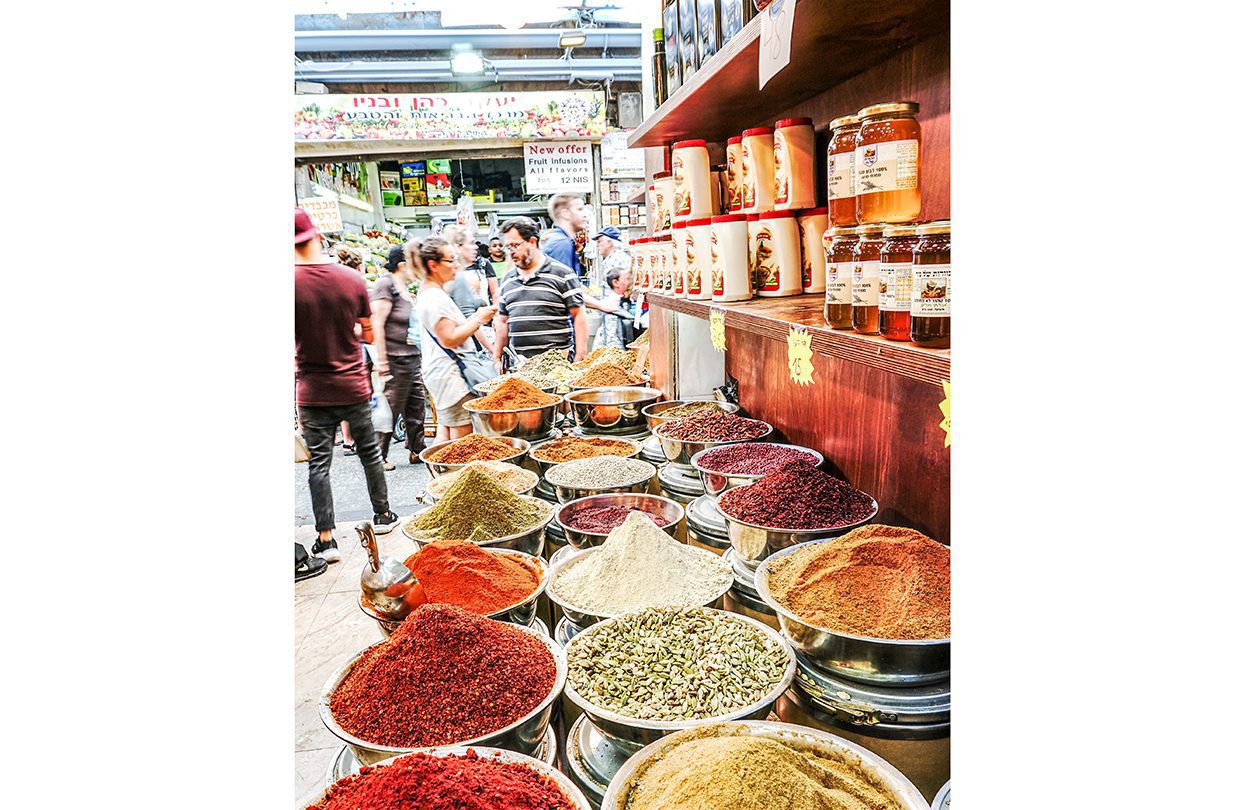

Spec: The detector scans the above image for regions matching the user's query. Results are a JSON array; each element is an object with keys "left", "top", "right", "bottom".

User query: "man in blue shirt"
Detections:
[{"left": 543, "top": 191, "right": 588, "bottom": 278}]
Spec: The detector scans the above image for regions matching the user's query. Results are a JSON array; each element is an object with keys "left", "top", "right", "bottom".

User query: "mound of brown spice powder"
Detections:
[
  {"left": 329, "top": 604, "right": 556, "bottom": 748},
  {"left": 570, "top": 361, "right": 643, "bottom": 387},
  {"left": 425, "top": 433, "right": 518, "bottom": 464},
  {"left": 467, "top": 377, "right": 560, "bottom": 410},
  {"left": 530, "top": 436, "right": 636, "bottom": 463},
  {"left": 766, "top": 525, "right": 950, "bottom": 641}
]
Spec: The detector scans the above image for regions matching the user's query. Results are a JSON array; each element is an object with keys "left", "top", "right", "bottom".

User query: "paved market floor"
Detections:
[{"left": 293, "top": 441, "right": 431, "bottom": 805}]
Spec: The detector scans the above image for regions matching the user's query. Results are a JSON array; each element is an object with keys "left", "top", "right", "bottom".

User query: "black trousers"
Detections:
[
  {"left": 299, "top": 400, "right": 390, "bottom": 532},
  {"left": 378, "top": 353, "right": 427, "bottom": 458}
]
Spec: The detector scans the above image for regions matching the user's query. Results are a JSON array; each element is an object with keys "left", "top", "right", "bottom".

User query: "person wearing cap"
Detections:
[
  {"left": 592, "top": 265, "right": 636, "bottom": 350},
  {"left": 370, "top": 245, "right": 427, "bottom": 469},
  {"left": 594, "top": 226, "right": 631, "bottom": 289},
  {"left": 294, "top": 208, "right": 400, "bottom": 581}
]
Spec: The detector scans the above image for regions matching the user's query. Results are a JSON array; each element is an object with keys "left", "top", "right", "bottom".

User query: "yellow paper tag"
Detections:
[
  {"left": 709, "top": 308, "right": 727, "bottom": 352},
  {"left": 938, "top": 379, "right": 951, "bottom": 447},
  {"left": 787, "top": 326, "right": 814, "bottom": 385}
]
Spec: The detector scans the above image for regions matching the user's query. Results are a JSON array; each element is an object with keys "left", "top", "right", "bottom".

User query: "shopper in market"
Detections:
[
  {"left": 411, "top": 237, "right": 499, "bottom": 443},
  {"left": 592, "top": 267, "right": 637, "bottom": 350},
  {"left": 330, "top": 244, "right": 372, "bottom": 456},
  {"left": 293, "top": 208, "right": 401, "bottom": 577},
  {"left": 493, "top": 215, "right": 588, "bottom": 365},
  {"left": 543, "top": 191, "right": 588, "bottom": 278},
  {"left": 369, "top": 245, "right": 427, "bottom": 469},
  {"left": 443, "top": 224, "right": 501, "bottom": 306},
  {"left": 487, "top": 236, "right": 508, "bottom": 276}
]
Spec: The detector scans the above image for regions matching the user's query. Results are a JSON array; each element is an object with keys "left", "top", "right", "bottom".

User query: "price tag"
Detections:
[
  {"left": 709, "top": 308, "right": 727, "bottom": 352},
  {"left": 759, "top": 0, "right": 798, "bottom": 90},
  {"left": 938, "top": 379, "right": 951, "bottom": 447},
  {"left": 786, "top": 326, "right": 814, "bottom": 385}
]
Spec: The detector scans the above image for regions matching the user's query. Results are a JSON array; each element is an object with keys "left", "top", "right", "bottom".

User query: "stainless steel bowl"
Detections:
[
  {"left": 641, "top": 399, "right": 739, "bottom": 431},
  {"left": 464, "top": 398, "right": 563, "bottom": 440},
  {"left": 933, "top": 780, "right": 951, "bottom": 809},
  {"left": 402, "top": 495, "right": 554, "bottom": 556},
  {"left": 561, "top": 610, "right": 795, "bottom": 747},
  {"left": 599, "top": 721, "right": 928, "bottom": 810},
  {"left": 418, "top": 436, "right": 531, "bottom": 478},
  {"left": 565, "top": 386, "right": 663, "bottom": 433},
  {"left": 529, "top": 436, "right": 644, "bottom": 475},
  {"left": 307, "top": 747, "right": 592, "bottom": 810},
  {"left": 653, "top": 419, "right": 773, "bottom": 468},
  {"left": 556, "top": 493, "right": 684, "bottom": 549},
  {"left": 546, "top": 458, "right": 658, "bottom": 504},
  {"left": 318, "top": 624, "right": 567, "bottom": 766},
  {"left": 690, "top": 442, "right": 825, "bottom": 498},
  {"left": 754, "top": 538, "right": 950, "bottom": 685},
  {"left": 718, "top": 483, "right": 878, "bottom": 565}
]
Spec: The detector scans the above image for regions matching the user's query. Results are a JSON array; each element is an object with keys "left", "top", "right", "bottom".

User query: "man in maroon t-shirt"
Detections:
[{"left": 294, "top": 208, "right": 398, "bottom": 580}]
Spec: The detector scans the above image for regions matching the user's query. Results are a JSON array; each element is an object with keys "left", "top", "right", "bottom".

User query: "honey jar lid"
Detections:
[
  {"left": 916, "top": 220, "right": 951, "bottom": 236},
  {"left": 828, "top": 114, "right": 861, "bottom": 130},
  {"left": 828, "top": 225, "right": 861, "bottom": 237},
  {"left": 858, "top": 101, "right": 919, "bottom": 120},
  {"left": 881, "top": 224, "right": 919, "bottom": 238}
]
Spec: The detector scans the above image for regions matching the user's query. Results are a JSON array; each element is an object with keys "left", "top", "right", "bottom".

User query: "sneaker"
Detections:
[
  {"left": 311, "top": 538, "right": 341, "bottom": 563},
  {"left": 343, "top": 443, "right": 357, "bottom": 456},
  {"left": 373, "top": 511, "right": 401, "bottom": 535},
  {"left": 296, "top": 555, "right": 329, "bottom": 582},
  {"left": 383, "top": 459, "right": 396, "bottom": 471}
]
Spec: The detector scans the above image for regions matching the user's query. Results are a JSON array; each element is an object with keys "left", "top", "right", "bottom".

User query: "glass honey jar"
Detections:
[
  {"left": 910, "top": 220, "right": 950, "bottom": 347},
  {"left": 826, "top": 114, "right": 861, "bottom": 227},
  {"left": 878, "top": 224, "right": 919, "bottom": 341},
  {"left": 855, "top": 101, "right": 921, "bottom": 224},
  {"left": 822, "top": 226, "right": 859, "bottom": 329},
  {"left": 851, "top": 223, "right": 885, "bottom": 334}
]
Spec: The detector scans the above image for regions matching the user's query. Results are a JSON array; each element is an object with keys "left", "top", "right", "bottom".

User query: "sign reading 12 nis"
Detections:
[
  {"left": 294, "top": 91, "right": 606, "bottom": 142},
  {"left": 524, "top": 141, "right": 594, "bottom": 194}
]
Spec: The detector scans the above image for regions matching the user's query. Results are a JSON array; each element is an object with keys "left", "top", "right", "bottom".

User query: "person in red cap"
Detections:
[{"left": 293, "top": 208, "right": 400, "bottom": 581}]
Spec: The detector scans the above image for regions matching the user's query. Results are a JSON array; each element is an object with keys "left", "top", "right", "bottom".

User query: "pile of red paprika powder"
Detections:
[
  {"left": 329, "top": 604, "right": 556, "bottom": 748},
  {"left": 401, "top": 540, "right": 540, "bottom": 615},
  {"left": 312, "top": 750, "right": 577, "bottom": 810},
  {"left": 718, "top": 460, "right": 875, "bottom": 530}
]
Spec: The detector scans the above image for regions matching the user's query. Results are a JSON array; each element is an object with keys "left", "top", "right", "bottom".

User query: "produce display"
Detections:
[
  {"left": 543, "top": 456, "right": 655, "bottom": 489},
  {"left": 401, "top": 540, "right": 540, "bottom": 615},
  {"left": 424, "top": 433, "right": 519, "bottom": 464},
  {"left": 467, "top": 378, "right": 560, "bottom": 410},
  {"left": 765, "top": 525, "right": 950, "bottom": 640},
  {"left": 717, "top": 461, "right": 874, "bottom": 530},
  {"left": 695, "top": 443, "right": 818, "bottom": 476},
  {"left": 530, "top": 436, "right": 637, "bottom": 464},
  {"left": 425, "top": 460, "right": 538, "bottom": 497},
  {"left": 656, "top": 411, "right": 770, "bottom": 442},
  {"left": 404, "top": 467, "right": 551, "bottom": 544}
]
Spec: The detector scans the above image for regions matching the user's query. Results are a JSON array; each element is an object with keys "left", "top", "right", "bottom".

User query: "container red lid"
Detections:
[
  {"left": 726, "top": 135, "right": 743, "bottom": 145},
  {"left": 672, "top": 220, "right": 689, "bottom": 229},
  {"left": 746, "top": 214, "right": 760, "bottom": 221},
  {"left": 796, "top": 206, "right": 829, "bottom": 216},
  {"left": 687, "top": 216, "right": 714, "bottom": 227},
  {"left": 656, "top": 234, "right": 672, "bottom": 241},
  {"left": 653, "top": 170, "right": 672, "bottom": 179},
  {"left": 712, "top": 213, "right": 749, "bottom": 223},
  {"left": 775, "top": 117, "right": 814, "bottom": 129},
  {"left": 672, "top": 138, "right": 707, "bottom": 150},
  {"left": 742, "top": 126, "right": 774, "bottom": 137},
  {"left": 758, "top": 209, "right": 797, "bottom": 220}
]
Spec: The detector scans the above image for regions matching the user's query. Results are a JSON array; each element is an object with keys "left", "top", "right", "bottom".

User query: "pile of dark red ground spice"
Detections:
[
  {"left": 329, "top": 604, "right": 556, "bottom": 747},
  {"left": 656, "top": 411, "right": 770, "bottom": 442},
  {"left": 696, "top": 443, "right": 819, "bottom": 476},
  {"left": 312, "top": 749, "right": 576, "bottom": 810},
  {"left": 717, "top": 461, "right": 875, "bottom": 529},
  {"left": 562, "top": 505, "right": 672, "bottom": 534}
]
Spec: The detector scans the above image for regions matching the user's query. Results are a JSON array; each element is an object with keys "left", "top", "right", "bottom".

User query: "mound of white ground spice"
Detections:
[{"left": 551, "top": 511, "right": 733, "bottom": 614}]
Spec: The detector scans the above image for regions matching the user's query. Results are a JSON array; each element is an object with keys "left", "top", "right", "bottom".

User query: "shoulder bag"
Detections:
[{"left": 425, "top": 326, "right": 498, "bottom": 395}]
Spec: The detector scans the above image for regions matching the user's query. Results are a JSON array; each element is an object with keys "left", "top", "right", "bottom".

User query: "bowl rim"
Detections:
[
  {"left": 641, "top": 398, "right": 740, "bottom": 418},
  {"left": 462, "top": 395, "right": 564, "bottom": 414},
  {"left": 560, "top": 607, "right": 796, "bottom": 731},
  {"left": 715, "top": 481, "right": 879, "bottom": 534},
  {"left": 529, "top": 435, "right": 644, "bottom": 464},
  {"left": 418, "top": 435, "right": 531, "bottom": 466},
  {"left": 402, "top": 495, "right": 555, "bottom": 545},
  {"left": 753, "top": 537, "right": 951, "bottom": 646},
  {"left": 689, "top": 441, "right": 826, "bottom": 476},
  {"left": 554, "top": 492, "right": 685, "bottom": 540},
  {"left": 543, "top": 457, "right": 657, "bottom": 491},
  {"left": 564, "top": 385, "right": 664, "bottom": 403},
  {"left": 318, "top": 621, "right": 568, "bottom": 754}
]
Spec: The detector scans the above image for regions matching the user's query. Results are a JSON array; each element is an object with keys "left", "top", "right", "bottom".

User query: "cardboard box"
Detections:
[
  {"left": 697, "top": 0, "right": 720, "bottom": 64},
  {"left": 664, "top": 2, "right": 683, "bottom": 94},
  {"left": 678, "top": 0, "right": 699, "bottom": 81}
]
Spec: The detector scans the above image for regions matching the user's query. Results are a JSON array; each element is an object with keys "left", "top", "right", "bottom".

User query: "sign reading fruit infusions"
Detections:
[
  {"left": 294, "top": 92, "right": 606, "bottom": 141},
  {"left": 523, "top": 141, "right": 594, "bottom": 194}
]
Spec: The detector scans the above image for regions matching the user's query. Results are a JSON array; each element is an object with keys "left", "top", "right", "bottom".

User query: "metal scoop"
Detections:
[{"left": 356, "top": 521, "right": 419, "bottom": 620}]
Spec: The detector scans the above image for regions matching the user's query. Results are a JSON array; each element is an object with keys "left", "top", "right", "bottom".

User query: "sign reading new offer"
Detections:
[{"left": 524, "top": 141, "right": 593, "bottom": 194}]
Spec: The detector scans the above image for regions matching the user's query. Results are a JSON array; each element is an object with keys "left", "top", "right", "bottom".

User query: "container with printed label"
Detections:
[
  {"left": 653, "top": 171, "right": 675, "bottom": 233},
  {"left": 710, "top": 213, "right": 751, "bottom": 302},
  {"left": 855, "top": 101, "right": 922, "bottom": 224},
  {"left": 879, "top": 224, "right": 918, "bottom": 341},
  {"left": 822, "top": 226, "right": 859, "bottom": 329},
  {"left": 726, "top": 136, "right": 744, "bottom": 212},
  {"left": 746, "top": 214, "right": 763, "bottom": 293},
  {"left": 754, "top": 210, "right": 802, "bottom": 297},
  {"left": 797, "top": 207, "right": 828, "bottom": 294},
  {"left": 671, "top": 221, "right": 689, "bottom": 298},
  {"left": 911, "top": 221, "right": 950, "bottom": 347},
  {"left": 851, "top": 223, "right": 885, "bottom": 334},
  {"left": 826, "top": 114, "right": 861, "bottom": 226},
  {"left": 774, "top": 117, "right": 816, "bottom": 210},
  {"left": 740, "top": 127, "right": 775, "bottom": 214},
  {"left": 686, "top": 217, "right": 713, "bottom": 300},
  {"left": 671, "top": 139, "right": 713, "bottom": 222}
]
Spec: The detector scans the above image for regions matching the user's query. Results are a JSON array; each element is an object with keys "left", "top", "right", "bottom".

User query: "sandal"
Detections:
[{"left": 342, "top": 443, "right": 357, "bottom": 456}]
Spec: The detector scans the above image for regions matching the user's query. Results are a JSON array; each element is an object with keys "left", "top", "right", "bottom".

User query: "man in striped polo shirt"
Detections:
[{"left": 494, "top": 215, "right": 588, "bottom": 365}]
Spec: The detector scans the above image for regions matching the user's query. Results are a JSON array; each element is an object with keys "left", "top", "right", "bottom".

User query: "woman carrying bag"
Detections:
[{"left": 410, "top": 237, "right": 499, "bottom": 444}]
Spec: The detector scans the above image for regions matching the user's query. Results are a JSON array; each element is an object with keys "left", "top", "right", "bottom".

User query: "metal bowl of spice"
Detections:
[
  {"left": 600, "top": 721, "right": 928, "bottom": 810},
  {"left": 529, "top": 435, "right": 644, "bottom": 475},
  {"left": 424, "top": 461, "right": 540, "bottom": 503},
  {"left": 419, "top": 435, "right": 531, "bottom": 478},
  {"left": 562, "top": 607, "right": 796, "bottom": 747},
  {"left": 565, "top": 386, "right": 664, "bottom": 433},
  {"left": 753, "top": 529, "right": 951, "bottom": 685},
  {"left": 653, "top": 414, "right": 773, "bottom": 468},
  {"left": 545, "top": 456, "right": 658, "bottom": 504},
  {"left": 308, "top": 746, "right": 593, "bottom": 810},
  {"left": 404, "top": 495, "right": 555, "bottom": 556},
  {"left": 465, "top": 401, "right": 563, "bottom": 441},
  {"left": 556, "top": 493, "right": 684, "bottom": 549},
  {"left": 641, "top": 399, "right": 739, "bottom": 431},
  {"left": 320, "top": 608, "right": 568, "bottom": 767}
]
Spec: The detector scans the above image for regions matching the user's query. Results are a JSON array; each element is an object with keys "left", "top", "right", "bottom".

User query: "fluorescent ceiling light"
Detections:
[
  {"left": 559, "top": 29, "right": 588, "bottom": 48},
  {"left": 450, "top": 44, "right": 484, "bottom": 75}
]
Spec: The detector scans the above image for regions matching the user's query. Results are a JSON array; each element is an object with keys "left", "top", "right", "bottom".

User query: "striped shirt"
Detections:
[{"left": 498, "top": 257, "right": 584, "bottom": 357}]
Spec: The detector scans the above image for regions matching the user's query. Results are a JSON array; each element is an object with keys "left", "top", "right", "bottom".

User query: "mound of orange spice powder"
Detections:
[
  {"left": 403, "top": 540, "right": 540, "bottom": 615},
  {"left": 766, "top": 525, "right": 950, "bottom": 640},
  {"left": 468, "top": 378, "right": 559, "bottom": 410},
  {"left": 570, "top": 362, "right": 643, "bottom": 387},
  {"left": 425, "top": 433, "right": 517, "bottom": 464}
]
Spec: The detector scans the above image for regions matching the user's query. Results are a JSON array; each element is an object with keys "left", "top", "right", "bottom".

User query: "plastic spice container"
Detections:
[
  {"left": 826, "top": 114, "right": 861, "bottom": 226},
  {"left": 852, "top": 223, "right": 886, "bottom": 334},
  {"left": 657, "top": 235, "right": 676, "bottom": 293},
  {"left": 797, "top": 207, "right": 828, "bottom": 294},
  {"left": 754, "top": 210, "right": 802, "bottom": 297},
  {"left": 671, "top": 220, "right": 689, "bottom": 298},
  {"left": 671, "top": 139, "right": 712, "bottom": 221},
  {"left": 823, "top": 226, "right": 859, "bottom": 329},
  {"left": 911, "top": 220, "right": 950, "bottom": 347},
  {"left": 641, "top": 236, "right": 658, "bottom": 293},
  {"left": 711, "top": 165, "right": 725, "bottom": 215},
  {"left": 855, "top": 101, "right": 922, "bottom": 224},
  {"left": 710, "top": 213, "right": 751, "bottom": 302},
  {"left": 740, "top": 127, "right": 775, "bottom": 214},
  {"left": 653, "top": 171, "right": 675, "bottom": 233},
  {"left": 774, "top": 117, "right": 817, "bottom": 210},
  {"left": 628, "top": 239, "right": 644, "bottom": 292},
  {"left": 685, "top": 216, "right": 713, "bottom": 300},
  {"left": 725, "top": 136, "right": 744, "bottom": 212},
  {"left": 879, "top": 224, "right": 919, "bottom": 341},
  {"left": 746, "top": 214, "right": 763, "bottom": 293}
]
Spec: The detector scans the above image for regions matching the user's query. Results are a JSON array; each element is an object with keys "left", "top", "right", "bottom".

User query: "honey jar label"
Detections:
[
  {"left": 827, "top": 150, "right": 856, "bottom": 199},
  {"left": 825, "top": 262, "right": 852, "bottom": 306},
  {"left": 855, "top": 139, "right": 919, "bottom": 196},
  {"left": 910, "top": 264, "right": 951, "bottom": 317},
  {"left": 852, "top": 260, "right": 880, "bottom": 307},
  {"left": 879, "top": 262, "right": 913, "bottom": 311}
]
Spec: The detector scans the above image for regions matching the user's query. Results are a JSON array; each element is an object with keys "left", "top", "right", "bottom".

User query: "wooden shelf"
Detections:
[
  {"left": 628, "top": 0, "right": 949, "bottom": 148},
  {"left": 646, "top": 292, "right": 948, "bottom": 387}
]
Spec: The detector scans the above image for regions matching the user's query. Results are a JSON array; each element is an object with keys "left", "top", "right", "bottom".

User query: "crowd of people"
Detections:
[{"left": 292, "top": 194, "right": 644, "bottom": 581}]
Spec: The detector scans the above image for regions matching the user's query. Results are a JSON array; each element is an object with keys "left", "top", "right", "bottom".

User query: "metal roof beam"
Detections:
[{"left": 295, "top": 28, "right": 641, "bottom": 53}]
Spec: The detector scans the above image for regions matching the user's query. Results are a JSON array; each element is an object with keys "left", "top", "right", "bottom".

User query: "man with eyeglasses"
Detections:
[{"left": 493, "top": 215, "right": 588, "bottom": 367}]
